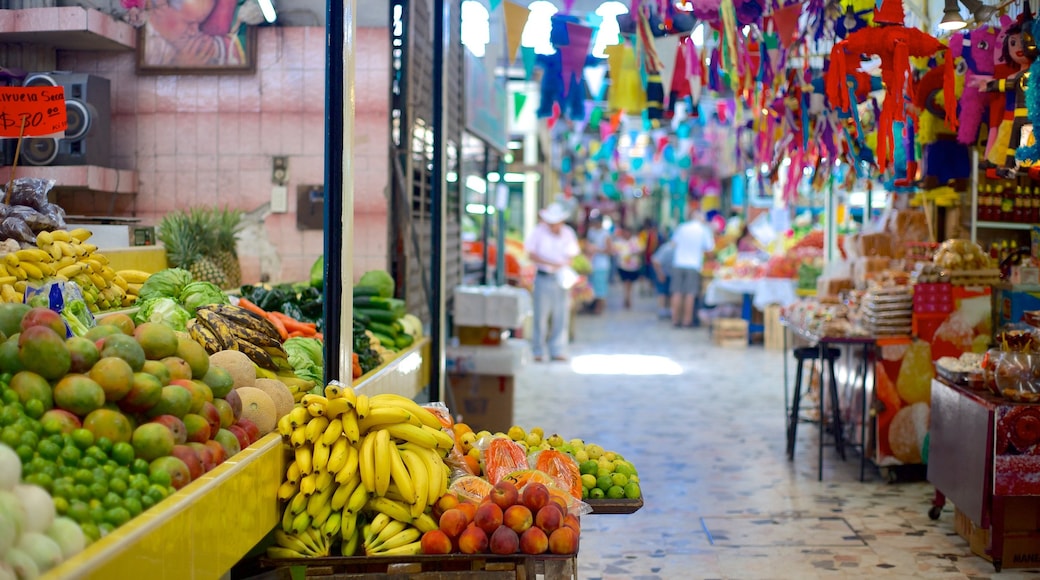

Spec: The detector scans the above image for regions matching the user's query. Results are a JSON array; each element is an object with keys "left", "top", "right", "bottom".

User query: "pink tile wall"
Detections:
[{"left": 55, "top": 26, "right": 391, "bottom": 284}]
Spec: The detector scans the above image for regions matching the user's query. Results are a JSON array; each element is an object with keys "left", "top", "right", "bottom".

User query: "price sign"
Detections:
[{"left": 0, "top": 86, "right": 68, "bottom": 138}]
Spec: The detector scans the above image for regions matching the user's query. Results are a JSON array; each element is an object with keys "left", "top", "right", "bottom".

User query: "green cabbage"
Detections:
[
  {"left": 357, "top": 270, "right": 394, "bottom": 299},
  {"left": 310, "top": 256, "right": 324, "bottom": 289},
  {"left": 284, "top": 337, "right": 323, "bottom": 383},
  {"left": 137, "top": 268, "right": 193, "bottom": 302},
  {"left": 134, "top": 298, "right": 192, "bottom": 331},
  {"left": 179, "top": 281, "right": 229, "bottom": 312}
]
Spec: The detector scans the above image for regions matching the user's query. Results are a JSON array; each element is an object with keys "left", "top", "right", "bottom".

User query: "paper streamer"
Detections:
[
  {"left": 502, "top": 1, "right": 529, "bottom": 65},
  {"left": 584, "top": 65, "right": 608, "bottom": 101},
  {"left": 771, "top": 3, "right": 801, "bottom": 49},
  {"left": 655, "top": 34, "right": 681, "bottom": 107},
  {"left": 513, "top": 92, "right": 527, "bottom": 120},
  {"left": 521, "top": 46, "right": 537, "bottom": 80}
]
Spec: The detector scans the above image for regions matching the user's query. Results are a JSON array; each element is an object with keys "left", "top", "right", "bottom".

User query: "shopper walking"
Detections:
[
  {"left": 670, "top": 208, "right": 715, "bottom": 327},
  {"left": 650, "top": 238, "right": 675, "bottom": 319},
  {"left": 613, "top": 226, "right": 644, "bottom": 309},
  {"left": 638, "top": 219, "right": 661, "bottom": 296},
  {"left": 584, "top": 214, "right": 612, "bottom": 315},
  {"left": 525, "top": 203, "right": 581, "bottom": 361}
]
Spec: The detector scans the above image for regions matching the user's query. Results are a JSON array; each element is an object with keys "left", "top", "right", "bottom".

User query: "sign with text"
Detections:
[{"left": 0, "top": 86, "right": 68, "bottom": 138}]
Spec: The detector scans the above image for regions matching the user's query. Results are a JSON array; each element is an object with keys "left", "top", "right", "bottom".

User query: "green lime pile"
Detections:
[{"left": 0, "top": 381, "right": 175, "bottom": 544}]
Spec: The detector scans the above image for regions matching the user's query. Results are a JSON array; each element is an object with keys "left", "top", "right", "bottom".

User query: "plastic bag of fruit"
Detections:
[
  {"left": 448, "top": 474, "right": 494, "bottom": 503},
  {"left": 421, "top": 402, "right": 476, "bottom": 475},
  {"left": 526, "top": 449, "right": 582, "bottom": 499},
  {"left": 499, "top": 469, "right": 592, "bottom": 517},
  {"left": 24, "top": 280, "right": 95, "bottom": 337},
  {"left": 474, "top": 435, "right": 527, "bottom": 485}
]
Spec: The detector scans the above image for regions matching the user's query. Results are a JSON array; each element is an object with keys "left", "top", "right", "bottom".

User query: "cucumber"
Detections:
[
  {"left": 353, "top": 296, "right": 406, "bottom": 313},
  {"left": 394, "top": 333, "right": 414, "bottom": 349},
  {"left": 355, "top": 308, "right": 397, "bottom": 325},
  {"left": 372, "top": 332, "right": 397, "bottom": 350},
  {"left": 352, "top": 286, "right": 382, "bottom": 297},
  {"left": 352, "top": 310, "right": 371, "bottom": 325},
  {"left": 367, "top": 321, "right": 398, "bottom": 338}
]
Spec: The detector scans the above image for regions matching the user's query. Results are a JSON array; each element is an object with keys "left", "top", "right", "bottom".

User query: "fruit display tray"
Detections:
[
  {"left": 259, "top": 553, "right": 577, "bottom": 580},
  {"left": 585, "top": 497, "right": 645, "bottom": 514}
]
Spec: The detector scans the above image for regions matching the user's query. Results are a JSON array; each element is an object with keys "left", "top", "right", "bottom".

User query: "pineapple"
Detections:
[
  {"left": 157, "top": 210, "right": 229, "bottom": 288},
  {"left": 211, "top": 207, "right": 243, "bottom": 288}
]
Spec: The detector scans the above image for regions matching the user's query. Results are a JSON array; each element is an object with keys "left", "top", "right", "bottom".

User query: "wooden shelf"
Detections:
[
  {"left": 41, "top": 433, "right": 287, "bottom": 580},
  {"left": 0, "top": 7, "right": 136, "bottom": 51},
  {"left": 0, "top": 165, "right": 137, "bottom": 195},
  {"left": 976, "top": 221, "right": 1035, "bottom": 231}
]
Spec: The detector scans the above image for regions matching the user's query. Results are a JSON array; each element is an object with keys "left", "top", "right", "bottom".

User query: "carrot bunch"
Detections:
[
  {"left": 237, "top": 298, "right": 323, "bottom": 341},
  {"left": 351, "top": 352, "right": 362, "bottom": 379}
]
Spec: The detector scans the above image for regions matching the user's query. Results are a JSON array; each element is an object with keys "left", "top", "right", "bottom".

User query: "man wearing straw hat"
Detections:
[{"left": 525, "top": 203, "right": 580, "bottom": 361}]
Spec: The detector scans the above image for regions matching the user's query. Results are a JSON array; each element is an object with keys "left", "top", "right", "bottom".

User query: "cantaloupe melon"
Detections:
[
  {"left": 209, "top": 351, "right": 255, "bottom": 390},
  {"left": 236, "top": 387, "right": 276, "bottom": 434},
  {"left": 252, "top": 379, "right": 294, "bottom": 419}
]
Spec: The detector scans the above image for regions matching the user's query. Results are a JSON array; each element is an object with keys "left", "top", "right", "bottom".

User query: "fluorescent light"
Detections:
[
  {"left": 504, "top": 173, "right": 526, "bottom": 183},
  {"left": 465, "top": 175, "right": 487, "bottom": 193},
  {"left": 487, "top": 172, "right": 501, "bottom": 182},
  {"left": 465, "top": 203, "right": 495, "bottom": 214},
  {"left": 447, "top": 172, "right": 458, "bottom": 182},
  {"left": 507, "top": 141, "right": 523, "bottom": 150},
  {"left": 258, "top": 0, "right": 277, "bottom": 23}
]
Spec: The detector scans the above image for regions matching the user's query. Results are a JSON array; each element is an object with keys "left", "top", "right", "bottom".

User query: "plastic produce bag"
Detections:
[
  {"left": 475, "top": 435, "right": 528, "bottom": 485},
  {"left": 24, "top": 281, "right": 95, "bottom": 337},
  {"left": 527, "top": 449, "right": 583, "bottom": 499},
  {"left": 422, "top": 402, "right": 475, "bottom": 475},
  {"left": 1, "top": 177, "right": 54, "bottom": 210},
  {"left": 0, "top": 217, "right": 36, "bottom": 244},
  {"left": 8, "top": 204, "right": 61, "bottom": 233}
]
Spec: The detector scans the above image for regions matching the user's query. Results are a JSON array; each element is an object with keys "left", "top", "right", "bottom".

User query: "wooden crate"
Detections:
[
  {"left": 763, "top": 305, "right": 784, "bottom": 351},
  {"left": 260, "top": 554, "right": 577, "bottom": 580},
  {"left": 712, "top": 318, "right": 748, "bottom": 348}
]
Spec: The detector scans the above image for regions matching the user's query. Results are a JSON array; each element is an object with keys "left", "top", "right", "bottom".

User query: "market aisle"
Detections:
[{"left": 513, "top": 292, "right": 1033, "bottom": 580}]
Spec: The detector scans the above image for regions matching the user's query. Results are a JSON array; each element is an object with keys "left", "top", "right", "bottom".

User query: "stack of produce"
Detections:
[
  {"left": 352, "top": 270, "right": 421, "bottom": 354},
  {"left": 186, "top": 303, "right": 292, "bottom": 373},
  {"left": 352, "top": 323, "right": 381, "bottom": 380},
  {"left": 157, "top": 208, "right": 243, "bottom": 290},
  {"left": 0, "top": 304, "right": 277, "bottom": 546},
  {"left": 237, "top": 284, "right": 324, "bottom": 336},
  {"left": 0, "top": 228, "right": 136, "bottom": 312},
  {"left": 268, "top": 388, "right": 454, "bottom": 557},
  {"left": 0, "top": 443, "right": 88, "bottom": 577}
]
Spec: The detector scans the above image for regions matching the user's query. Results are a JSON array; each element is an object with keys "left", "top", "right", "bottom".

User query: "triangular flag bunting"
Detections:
[
  {"left": 563, "top": 0, "right": 576, "bottom": 13},
  {"left": 488, "top": 0, "right": 502, "bottom": 11},
  {"left": 513, "top": 92, "right": 527, "bottom": 120},
  {"left": 521, "top": 46, "right": 537, "bottom": 80},
  {"left": 584, "top": 65, "right": 607, "bottom": 101},
  {"left": 560, "top": 22, "right": 594, "bottom": 96},
  {"left": 771, "top": 3, "right": 802, "bottom": 49},
  {"left": 502, "top": 1, "right": 529, "bottom": 65}
]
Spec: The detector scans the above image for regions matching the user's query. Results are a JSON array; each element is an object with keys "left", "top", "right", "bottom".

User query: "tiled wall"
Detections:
[{"left": 54, "top": 26, "right": 390, "bottom": 284}]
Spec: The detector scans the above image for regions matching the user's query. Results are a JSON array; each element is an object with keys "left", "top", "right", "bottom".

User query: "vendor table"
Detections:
[
  {"left": 705, "top": 278, "right": 800, "bottom": 343},
  {"left": 928, "top": 378, "right": 1040, "bottom": 572},
  {"left": 781, "top": 322, "right": 875, "bottom": 482}
]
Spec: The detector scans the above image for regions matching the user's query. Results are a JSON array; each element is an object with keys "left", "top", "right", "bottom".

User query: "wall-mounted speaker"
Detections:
[{"left": 19, "top": 72, "right": 111, "bottom": 167}]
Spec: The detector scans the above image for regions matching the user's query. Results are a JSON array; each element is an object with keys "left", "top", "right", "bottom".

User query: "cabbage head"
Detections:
[
  {"left": 179, "top": 281, "right": 229, "bottom": 312},
  {"left": 134, "top": 298, "right": 192, "bottom": 331},
  {"left": 137, "top": 268, "right": 193, "bottom": 302}
]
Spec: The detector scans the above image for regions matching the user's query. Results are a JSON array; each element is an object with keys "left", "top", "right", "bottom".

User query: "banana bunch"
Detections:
[
  {"left": 0, "top": 228, "right": 134, "bottom": 311},
  {"left": 115, "top": 269, "right": 150, "bottom": 304},
  {"left": 266, "top": 529, "right": 331, "bottom": 559},
  {"left": 360, "top": 512, "right": 423, "bottom": 556},
  {"left": 187, "top": 304, "right": 291, "bottom": 371},
  {"left": 274, "top": 385, "right": 451, "bottom": 556}
]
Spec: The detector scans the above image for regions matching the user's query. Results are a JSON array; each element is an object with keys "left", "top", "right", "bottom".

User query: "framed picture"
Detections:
[{"left": 137, "top": 12, "right": 257, "bottom": 75}]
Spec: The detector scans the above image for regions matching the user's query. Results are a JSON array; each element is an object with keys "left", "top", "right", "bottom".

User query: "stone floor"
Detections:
[{"left": 512, "top": 289, "right": 1040, "bottom": 580}]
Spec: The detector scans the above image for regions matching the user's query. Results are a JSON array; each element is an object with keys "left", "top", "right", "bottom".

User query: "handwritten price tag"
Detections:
[{"left": 0, "top": 86, "right": 68, "bottom": 138}]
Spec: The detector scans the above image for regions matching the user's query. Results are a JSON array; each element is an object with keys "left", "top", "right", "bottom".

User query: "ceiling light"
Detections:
[
  {"left": 938, "top": 0, "right": 966, "bottom": 30},
  {"left": 960, "top": 0, "right": 996, "bottom": 22},
  {"left": 257, "top": 0, "right": 277, "bottom": 23}
]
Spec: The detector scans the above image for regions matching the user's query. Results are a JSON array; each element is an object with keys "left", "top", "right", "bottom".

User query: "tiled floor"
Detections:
[{"left": 512, "top": 289, "right": 1040, "bottom": 580}]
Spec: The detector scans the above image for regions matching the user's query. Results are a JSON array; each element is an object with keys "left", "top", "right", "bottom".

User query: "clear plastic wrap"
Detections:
[
  {"left": 8, "top": 204, "right": 61, "bottom": 232},
  {"left": 2, "top": 177, "right": 54, "bottom": 210},
  {"left": 526, "top": 449, "right": 583, "bottom": 499},
  {"left": 423, "top": 402, "right": 476, "bottom": 475},
  {"left": 0, "top": 217, "right": 36, "bottom": 244},
  {"left": 23, "top": 281, "right": 96, "bottom": 337},
  {"left": 475, "top": 435, "right": 528, "bottom": 486}
]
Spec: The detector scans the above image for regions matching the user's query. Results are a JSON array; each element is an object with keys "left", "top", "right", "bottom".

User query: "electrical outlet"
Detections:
[
  {"left": 271, "top": 185, "right": 288, "bottom": 213},
  {"left": 272, "top": 156, "right": 289, "bottom": 185}
]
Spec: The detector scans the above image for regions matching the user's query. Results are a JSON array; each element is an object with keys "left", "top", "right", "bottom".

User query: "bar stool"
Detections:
[{"left": 786, "top": 345, "right": 843, "bottom": 478}]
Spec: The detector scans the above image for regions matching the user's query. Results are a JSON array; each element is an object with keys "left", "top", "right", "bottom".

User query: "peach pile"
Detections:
[{"left": 420, "top": 481, "right": 579, "bottom": 556}]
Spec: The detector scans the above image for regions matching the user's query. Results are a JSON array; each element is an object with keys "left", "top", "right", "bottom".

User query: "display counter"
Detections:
[{"left": 40, "top": 338, "right": 432, "bottom": 579}]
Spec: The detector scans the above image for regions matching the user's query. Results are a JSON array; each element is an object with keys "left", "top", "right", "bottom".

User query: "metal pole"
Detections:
[
  {"left": 481, "top": 146, "right": 491, "bottom": 286},
  {"left": 970, "top": 148, "right": 979, "bottom": 244},
  {"left": 496, "top": 158, "right": 507, "bottom": 286},
  {"left": 323, "top": 0, "right": 355, "bottom": 383},
  {"left": 428, "top": 0, "right": 447, "bottom": 403}
]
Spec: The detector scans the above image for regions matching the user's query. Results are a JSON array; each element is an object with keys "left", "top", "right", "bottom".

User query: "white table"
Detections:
[{"left": 704, "top": 277, "right": 800, "bottom": 310}]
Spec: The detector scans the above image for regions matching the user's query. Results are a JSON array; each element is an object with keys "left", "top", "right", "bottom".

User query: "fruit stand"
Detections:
[{"left": 35, "top": 337, "right": 431, "bottom": 579}]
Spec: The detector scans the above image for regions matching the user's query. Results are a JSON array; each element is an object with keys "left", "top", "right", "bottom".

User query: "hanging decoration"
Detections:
[{"left": 502, "top": 1, "right": 530, "bottom": 65}]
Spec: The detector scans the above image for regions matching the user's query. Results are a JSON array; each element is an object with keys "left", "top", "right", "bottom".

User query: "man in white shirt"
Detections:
[
  {"left": 670, "top": 208, "right": 715, "bottom": 327},
  {"left": 524, "top": 203, "right": 580, "bottom": 361}
]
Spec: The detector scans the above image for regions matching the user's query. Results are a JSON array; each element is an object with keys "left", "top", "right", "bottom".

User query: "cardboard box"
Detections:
[
  {"left": 712, "top": 318, "right": 748, "bottom": 348},
  {"left": 764, "top": 305, "right": 784, "bottom": 351},
  {"left": 955, "top": 500, "right": 1040, "bottom": 569},
  {"left": 447, "top": 374, "right": 514, "bottom": 434},
  {"left": 452, "top": 286, "right": 488, "bottom": 327},
  {"left": 456, "top": 326, "right": 507, "bottom": 346},
  {"left": 1011, "top": 266, "right": 1040, "bottom": 286},
  {"left": 445, "top": 339, "right": 531, "bottom": 376}
]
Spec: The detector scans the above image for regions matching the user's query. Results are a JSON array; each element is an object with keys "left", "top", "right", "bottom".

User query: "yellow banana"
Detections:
[
  {"left": 413, "top": 512, "right": 438, "bottom": 533},
  {"left": 373, "top": 428, "right": 391, "bottom": 497},
  {"left": 80, "top": 258, "right": 102, "bottom": 273},
  {"left": 376, "top": 539, "right": 422, "bottom": 556},
  {"left": 54, "top": 240, "right": 75, "bottom": 257},
  {"left": 88, "top": 272, "right": 107, "bottom": 289},
  {"left": 306, "top": 401, "right": 327, "bottom": 418},
  {"left": 334, "top": 444, "right": 360, "bottom": 484},
  {"left": 290, "top": 490, "right": 309, "bottom": 515},
  {"left": 340, "top": 512, "right": 358, "bottom": 544},
  {"left": 301, "top": 394, "right": 328, "bottom": 407},
  {"left": 358, "top": 406, "right": 419, "bottom": 433},
  {"left": 325, "top": 397, "right": 352, "bottom": 419},
  {"left": 311, "top": 440, "right": 331, "bottom": 473},
  {"left": 422, "top": 425, "right": 456, "bottom": 451},
  {"left": 313, "top": 503, "right": 334, "bottom": 529},
  {"left": 266, "top": 546, "right": 308, "bottom": 559},
  {"left": 307, "top": 484, "right": 335, "bottom": 517},
  {"left": 365, "top": 520, "right": 407, "bottom": 554},
  {"left": 379, "top": 423, "right": 438, "bottom": 449},
  {"left": 0, "top": 285, "right": 19, "bottom": 303},
  {"left": 46, "top": 244, "right": 62, "bottom": 261},
  {"left": 290, "top": 426, "right": 307, "bottom": 449},
  {"left": 346, "top": 480, "right": 369, "bottom": 514},
  {"left": 399, "top": 448, "right": 429, "bottom": 517},
  {"left": 36, "top": 231, "right": 53, "bottom": 247},
  {"left": 355, "top": 393, "right": 370, "bottom": 419},
  {"left": 274, "top": 530, "right": 313, "bottom": 555},
  {"left": 305, "top": 416, "right": 330, "bottom": 444},
  {"left": 13, "top": 249, "right": 49, "bottom": 262},
  {"left": 277, "top": 479, "right": 298, "bottom": 501},
  {"left": 50, "top": 229, "right": 71, "bottom": 242},
  {"left": 369, "top": 394, "right": 444, "bottom": 430},
  {"left": 300, "top": 473, "right": 317, "bottom": 496},
  {"left": 364, "top": 496, "right": 414, "bottom": 524},
  {"left": 281, "top": 503, "right": 296, "bottom": 532},
  {"left": 288, "top": 406, "right": 310, "bottom": 428},
  {"left": 315, "top": 470, "right": 334, "bottom": 493},
  {"left": 57, "top": 263, "right": 87, "bottom": 278},
  {"left": 111, "top": 274, "right": 128, "bottom": 291},
  {"left": 3, "top": 254, "right": 17, "bottom": 268},
  {"left": 366, "top": 513, "right": 392, "bottom": 541},
  {"left": 342, "top": 410, "right": 360, "bottom": 444},
  {"left": 290, "top": 512, "right": 311, "bottom": 535},
  {"left": 321, "top": 418, "right": 343, "bottom": 446},
  {"left": 18, "top": 262, "right": 42, "bottom": 280},
  {"left": 68, "top": 228, "right": 92, "bottom": 242},
  {"left": 327, "top": 437, "right": 350, "bottom": 473},
  {"left": 286, "top": 462, "right": 301, "bottom": 485},
  {"left": 296, "top": 446, "right": 313, "bottom": 475},
  {"left": 341, "top": 525, "right": 360, "bottom": 556},
  {"left": 277, "top": 414, "right": 293, "bottom": 438},
  {"left": 401, "top": 443, "right": 445, "bottom": 502},
  {"left": 0, "top": 277, "right": 15, "bottom": 286},
  {"left": 386, "top": 444, "right": 416, "bottom": 505},
  {"left": 321, "top": 512, "right": 342, "bottom": 538},
  {"left": 34, "top": 262, "right": 55, "bottom": 277},
  {"left": 359, "top": 432, "right": 376, "bottom": 492},
  {"left": 373, "top": 527, "right": 421, "bottom": 553},
  {"left": 117, "top": 269, "right": 151, "bottom": 284},
  {"left": 331, "top": 472, "right": 361, "bottom": 510}
]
